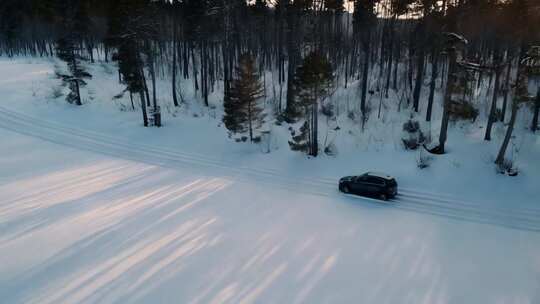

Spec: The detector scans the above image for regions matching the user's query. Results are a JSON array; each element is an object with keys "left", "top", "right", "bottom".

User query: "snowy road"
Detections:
[
  {"left": 0, "top": 106, "right": 539, "bottom": 232},
  {"left": 1, "top": 107, "right": 540, "bottom": 303}
]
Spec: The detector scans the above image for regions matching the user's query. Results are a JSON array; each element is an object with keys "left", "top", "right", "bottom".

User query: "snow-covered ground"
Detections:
[{"left": 1, "top": 58, "right": 540, "bottom": 303}]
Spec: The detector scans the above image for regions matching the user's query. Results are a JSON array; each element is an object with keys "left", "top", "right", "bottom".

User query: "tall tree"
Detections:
[
  {"left": 223, "top": 54, "right": 266, "bottom": 142},
  {"left": 107, "top": 0, "right": 157, "bottom": 127},
  {"left": 289, "top": 51, "right": 334, "bottom": 157},
  {"left": 54, "top": 0, "right": 91, "bottom": 106},
  {"left": 437, "top": 32, "right": 467, "bottom": 154},
  {"left": 353, "top": 0, "right": 379, "bottom": 125}
]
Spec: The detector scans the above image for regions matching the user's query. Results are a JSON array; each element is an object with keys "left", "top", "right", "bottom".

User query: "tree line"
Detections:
[{"left": 0, "top": 0, "right": 539, "bottom": 169}]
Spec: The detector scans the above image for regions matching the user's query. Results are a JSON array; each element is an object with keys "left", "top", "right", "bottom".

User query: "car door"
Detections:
[
  {"left": 376, "top": 178, "right": 387, "bottom": 194},
  {"left": 365, "top": 177, "right": 382, "bottom": 195},
  {"left": 352, "top": 176, "right": 368, "bottom": 194}
]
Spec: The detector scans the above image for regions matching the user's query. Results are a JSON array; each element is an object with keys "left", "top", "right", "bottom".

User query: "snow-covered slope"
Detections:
[{"left": 1, "top": 58, "right": 540, "bottom": 303}]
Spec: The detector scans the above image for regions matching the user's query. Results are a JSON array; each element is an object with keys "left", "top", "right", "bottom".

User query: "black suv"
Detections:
[{"left": 339, "top": 172, "right": 398, "bottom": 200}]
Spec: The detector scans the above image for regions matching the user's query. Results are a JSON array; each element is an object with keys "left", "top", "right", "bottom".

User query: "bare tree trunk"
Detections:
[
  {"left": 426, "top": 52, "right": 438, "bottom": 122},
  {"left": 139, "top": 90, "right": 148, "bottom": 127},
  {"left": 361, "top": 49, "right": 369, "bottom": 114},
  {"left": 150, "top": 60, "right": 157, "bottom": 109},
  {"left": 248, "top": 99, "right": 253, "bottom": 142},
  {"left": 495, "top": 100, "right": 517, "bottom": 166},
  {"left": 531, "top": 87, "right": 540, "bottom": 132},
  {"left": 172, "top": 27, "right": 179, "bottom": 107},
  {"left": 360, "top": 31, "right": 371, "bottom": 122},
  {"left": 313, "top": 98, "right": 318, "bottom": 157},
  {"left": 70, "top": 48, "right": 82, "bottom": 106},
  {"left": 495, "top": 56, "right": 527, "bottom": 166},
  {"left": 413, "top": 47, "right": 425, "bottom": 112},
  {"left": 385, "top": 16, "right": 396, "bottom": 98},
  {"left": 438, "top": 49, "right": 457, "bottom": 153},
  {"left": 285, "top": 4, "right": 300, "bottom": 120},
  {"left": 74, "top": 78, "right": 82, "bottom": 106},
  {"left": 484, "top": 65, "right": 502, "bottom": 140},
  {"left": 141, "top": 70, "right": 151, "bottom": 107},
  {"left": 130, "top": 92, "right": 135, "bottom": 110},
  {"left": 500, "top": 62, "right": 512, "bottom": 122}
]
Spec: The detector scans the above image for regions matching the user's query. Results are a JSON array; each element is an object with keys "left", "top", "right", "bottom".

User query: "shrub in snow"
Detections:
[
  {"left": 324, "top": 143, "right": 338, "bottom": 156},
  {"left": 402, "top": 118, "right": 426, "bottom": 150},
  {"left": 321, "top": 103, "right": 335, "bottom": 118},
  {"left": 403, "top": 138, "right": 419, "bottom": 150},
  {"left": 347, "top": 110, "right": 356, "bottom": 121},
  {"left": 289, "top": 121, "right": 309, "bottom": 152},
  {"left": 448, "top": 100, "right": 479, "bottom": 122},
  {"left": 403, "top": 119, "right": 420, "bottom": 133}
]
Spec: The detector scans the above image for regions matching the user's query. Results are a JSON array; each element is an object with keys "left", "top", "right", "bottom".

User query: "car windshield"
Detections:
[{"left": 388, "top": 179, "right": 397, "bottom": 186}]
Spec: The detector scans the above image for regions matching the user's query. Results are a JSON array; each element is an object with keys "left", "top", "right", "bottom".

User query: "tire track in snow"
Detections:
[{"left": 0, "top": 106, "right": 539, "bottom": 232}]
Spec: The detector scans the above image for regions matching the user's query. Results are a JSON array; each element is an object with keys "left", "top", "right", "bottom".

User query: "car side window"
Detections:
[
  {"left": 367, "top": 177, "right": 385, "bottom": 186},
  {"left": 366, "top": 176, "right": 377, "bottom": 184}
]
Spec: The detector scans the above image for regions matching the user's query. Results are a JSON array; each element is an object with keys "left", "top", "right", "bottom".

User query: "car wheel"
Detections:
[
  {"left": 380, "top": 193, "right": 388, "bottom": 201},
  {"left": 342, "top": 185, "right": 350, "bottom": 193}
]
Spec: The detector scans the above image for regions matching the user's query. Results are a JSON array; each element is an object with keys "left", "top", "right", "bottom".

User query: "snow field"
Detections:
[{"left": 1, "top": 58, "right": 540, "bottom": 303}]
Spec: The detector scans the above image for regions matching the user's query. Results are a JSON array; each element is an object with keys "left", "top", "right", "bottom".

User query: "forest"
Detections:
[{"left": 1, "top": 0, "right": 539, "bottom": 173}]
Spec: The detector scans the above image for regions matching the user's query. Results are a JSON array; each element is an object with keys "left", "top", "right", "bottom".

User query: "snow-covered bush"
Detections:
[
  {"left": 321, "top": 103, "right": 335, "bottom": 118},
  {"left": 403, "top": 119, "right": 421, "bottom": 133},
  {"left": 402, "top": 118, "right": 425, "bottom": 150},
  {"left": 324, "top": 142, "right": 338, "bottom": 156},
  {"left": 347, "top": 110, "right": 356, "bottom": 121}
]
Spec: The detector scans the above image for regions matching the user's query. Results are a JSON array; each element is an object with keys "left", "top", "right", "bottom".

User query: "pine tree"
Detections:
[
  {"left": 223, "top": 54, "right": 266, "bottom": 141},
  {"left": 289, "top": 51, "right": 333, "bottom": 157},
  {"left": 107, "top": 0, "right": 157, "bottom": 127},
  {"left": 354, "top": 0, "right": 379, "bottom": 123},
  {"left": 54, "top": 0, "right": 91, "bottom": 106}
]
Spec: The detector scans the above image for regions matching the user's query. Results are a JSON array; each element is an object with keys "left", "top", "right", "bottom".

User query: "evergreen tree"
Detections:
[
  {"left": 107, "top": 0, "right": 157, "bottom": 127},
  {"left": 223, "top": 54, "right": 266, "bottom": 141},
  {"left": 0, "top": 0, "right": 24, "bottom": 56},
  {"left": 289, "top": 51, "right": 333, "bottom": 157},
  {"left": 54, "top": 0, "right": 91, "bottom": 106},
  {"left": 353, "top": 0, "right": 379, "bottom": 123}
]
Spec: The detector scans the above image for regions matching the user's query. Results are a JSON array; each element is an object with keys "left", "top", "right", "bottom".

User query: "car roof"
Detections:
[{"left": 366, "top": 172, "right": 394, "bottom": 180}]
